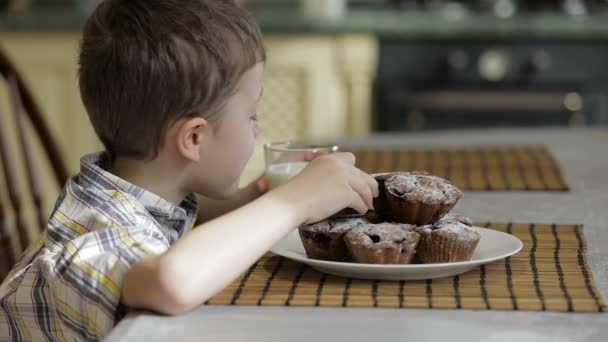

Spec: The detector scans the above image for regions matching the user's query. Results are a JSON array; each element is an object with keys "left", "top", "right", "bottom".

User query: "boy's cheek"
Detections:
[{"left": 254, "top": 122, "right": 262, "bottom": 138}]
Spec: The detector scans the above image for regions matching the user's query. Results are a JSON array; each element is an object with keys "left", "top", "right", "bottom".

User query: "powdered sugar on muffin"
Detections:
[
  {"left": 385, "top": 172, "right": 461, "bottom": 205},
  {"left": 415, "top": 213, "right": 480, "bottom": 263},
  {"left": 383, "top": 172, "right": 462, "bottom": 225},
  {"left": 416, "top": 213, "right": 477, "bottom": 237}
]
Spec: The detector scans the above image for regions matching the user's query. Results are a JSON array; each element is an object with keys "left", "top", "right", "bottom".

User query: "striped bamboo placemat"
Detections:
[
  {"left": 348, "top": 146, "right": 568, "bottom": 191},
  {"left": 208, "top": 223, "right": 605, "bottom": 313}
]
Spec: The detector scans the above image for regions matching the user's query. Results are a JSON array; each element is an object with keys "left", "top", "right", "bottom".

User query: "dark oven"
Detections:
[{"left": 374, "top": 38, "right": 608, "bottom": 131}]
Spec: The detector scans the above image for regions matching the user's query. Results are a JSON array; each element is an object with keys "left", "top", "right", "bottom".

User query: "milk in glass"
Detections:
[{"left": 265, "top": 161, "right": 308, "bottom": 189}]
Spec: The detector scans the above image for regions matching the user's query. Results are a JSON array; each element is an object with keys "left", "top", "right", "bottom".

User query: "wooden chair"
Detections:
[{"left": 0, "top": 48, "right": 69, "bottom": 279}]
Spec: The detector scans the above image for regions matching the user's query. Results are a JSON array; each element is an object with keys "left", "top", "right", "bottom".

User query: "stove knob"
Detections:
[
  {"left": 406, "top": 109, "right": 425, "bottom": 130},
  {"left": 562, "top": 0, "right": 589, "bottom": 18},
  {"left": 446, "top": 49, "right": 469, "bottom": 73},
  {"left": 526, "top": 50, "right": 551, "bottom": 74},
  {"left": 493, "top": 0, "right": 518, "bottom": 18},
  {"left": 478, "top": 49, "right": 511, "bottom": 82}
]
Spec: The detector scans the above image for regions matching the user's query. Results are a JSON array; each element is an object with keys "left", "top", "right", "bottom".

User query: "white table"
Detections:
[{"left": 107, "top": 128, "right": 608, "bottom": 342}]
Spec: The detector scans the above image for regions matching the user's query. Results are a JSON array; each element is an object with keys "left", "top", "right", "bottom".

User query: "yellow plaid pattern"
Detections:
[{"left": 0, "top": 153, "right": 198, "bottom": 341}]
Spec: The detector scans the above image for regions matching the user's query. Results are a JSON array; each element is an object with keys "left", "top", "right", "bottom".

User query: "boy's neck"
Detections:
[{"left": 110, "top": 155, "right": 189, "bottom": 206}]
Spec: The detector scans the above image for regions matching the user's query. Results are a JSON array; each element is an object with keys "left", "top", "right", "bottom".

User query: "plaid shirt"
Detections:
[{"left": 0, "top": 152, "right": 198, "bottom": 341}]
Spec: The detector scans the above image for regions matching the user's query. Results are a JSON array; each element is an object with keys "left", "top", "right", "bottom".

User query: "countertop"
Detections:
[{"left": 106, "top": 127, "right": 608, "bottom": 342}]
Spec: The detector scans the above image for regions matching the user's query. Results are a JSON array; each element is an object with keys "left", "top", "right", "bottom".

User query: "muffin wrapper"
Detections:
[{"left": 417, "top": 231, "right": 480, "bottom": 263}]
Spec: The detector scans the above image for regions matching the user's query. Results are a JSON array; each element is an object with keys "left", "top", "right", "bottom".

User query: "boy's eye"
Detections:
[{"left": 250, "top": 113, "right": 259, "bottom": 121}]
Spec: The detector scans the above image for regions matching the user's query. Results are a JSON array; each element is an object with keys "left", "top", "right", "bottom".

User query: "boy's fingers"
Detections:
[
  {"left": 371, "top": 178, "right": 379, "bottom": 198},
  {"left": 353, "top": 168, "right": 379, "bottom": 198},
  {"left": 349, "top": 192, "right": 369, "bottom": 214},
  {"left": 348, "top": 173, "right": 374, "bottom": 210},
  {"left": 331, "top": 152, "right": 355, "bottom": 165},
  {"left": 255, "top": 176, "right": 269, "bottom": 194},
  {"left": 303, "top": 151, "right": 317, "bottom": 161},
  {"left": 368, "top": 174, "right": 379, "bottom": 198},
  {"left": 279, "top": 151, "right": 313, "bottom": 163},
  {"left": 358, "top": 179, "right": 374, "bottom": 209},
  {"left": 362, "top": 185, "right": 374, "bottom": 210}
]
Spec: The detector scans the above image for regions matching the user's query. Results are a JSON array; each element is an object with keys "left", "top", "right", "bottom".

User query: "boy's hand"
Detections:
[
  {"left": 275, "top": 152, "right": 379, "bottom": 224},
  {"left": 247, "top": 175, "right": 270, "bottom": 200},
  {"left": 254, "top": 175, "right": 270, "bottom": 194}
]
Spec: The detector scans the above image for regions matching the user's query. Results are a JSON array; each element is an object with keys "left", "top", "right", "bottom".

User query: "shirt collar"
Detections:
[{"left": 77, "top": 152, "right": 198, "bottom": 224}]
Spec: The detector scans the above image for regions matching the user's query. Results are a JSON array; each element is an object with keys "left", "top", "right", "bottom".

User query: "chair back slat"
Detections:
[
  {"left": 12, "top": 71, "right": 68, "bottom": 186},
  {"left": 0, "top": 200, "right": 16, "bottom": 279},
  {"left": 0, "top": 50, "right": 69, "bottom": 187},
  {"left": 0, "top": 48, "right": 69, "bottom": 277},
  {"left": 8, "top": 74, "right": 47, "bottom": 233},
  {"left": 0, "top": 99, "right": 29, "bottom": 256}
]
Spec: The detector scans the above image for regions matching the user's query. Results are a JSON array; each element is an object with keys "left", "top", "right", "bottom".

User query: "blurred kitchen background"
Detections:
[{"left": 1, "top": 0, "right": 608, "bottom": 200}]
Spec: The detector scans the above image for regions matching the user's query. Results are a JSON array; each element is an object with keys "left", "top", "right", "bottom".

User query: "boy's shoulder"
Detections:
[
  {"left": 39, "top": 178, "right": 182, "bottom": 264},
  {"left": 46, "top": 152, "right": 197, "bottom": 246},
  {"left": 54, "top": 174, "right": 143, "bottom": 229},
  {"left": 46, "top": 174, "right": 167, "bottom": 246},
  {"left": 48, "top": 159, "right": 165, "bottom": 240}
]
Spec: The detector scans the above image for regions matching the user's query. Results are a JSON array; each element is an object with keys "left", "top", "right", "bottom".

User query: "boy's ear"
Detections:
[{"left": 175, "top": 117, "right": 208, "bottom": 162}]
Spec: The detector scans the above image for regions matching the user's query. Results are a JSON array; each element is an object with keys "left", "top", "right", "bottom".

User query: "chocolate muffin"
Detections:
[
  {"left": 363, "top": 210, "right": 385, "bottom": 224},
  {"left": 329, "top": 208, "right": 386, "bottom": 223},
  {"left": 299, "top": 217, "right": 367, "bottom": 261},
  {"left": 384, "top": 172, "right": 462, "bottom": 225},
  {"left": 344, "top": 222, "right": 420, "bottom": 264},
  {"left": 330, "top": 207, "right": 364, "bottom": 219},
  {"left": 415, "top": 213, "right": 480, "bottom": 263},
  {"left": 372, "top": 173, "right": 405, "bottom": 220}
]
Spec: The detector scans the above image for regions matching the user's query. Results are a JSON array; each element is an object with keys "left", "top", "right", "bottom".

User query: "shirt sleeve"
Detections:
[{"left": 43, "top": 222, "right": 170, "bottom": 340}]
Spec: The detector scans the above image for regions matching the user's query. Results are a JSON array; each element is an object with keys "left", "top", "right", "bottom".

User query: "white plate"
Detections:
[{"left": 270, "top": 227, "right": 523, "bottom": 280}]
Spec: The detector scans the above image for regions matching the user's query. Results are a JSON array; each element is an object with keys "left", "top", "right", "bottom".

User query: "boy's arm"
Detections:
[
  {"left": 121, "top": 153, "right": 378, "bottom": 315},
  {"left": 122, "top": 187, "right": 302, "bottom": 315},
  {"left": 195, "top": 176, "right": 268, "bottom": 224}
]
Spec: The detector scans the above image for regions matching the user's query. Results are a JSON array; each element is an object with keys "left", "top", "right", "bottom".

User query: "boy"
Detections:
[{"left": 0, "top": 0, "right": 378, "bottom": 341}]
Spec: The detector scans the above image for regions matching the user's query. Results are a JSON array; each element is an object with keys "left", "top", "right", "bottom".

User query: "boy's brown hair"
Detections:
[{"left": 79, "top": 0, "right": 265, "bottom": 160}]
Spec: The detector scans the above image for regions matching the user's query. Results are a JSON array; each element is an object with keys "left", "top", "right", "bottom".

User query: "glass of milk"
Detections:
[{"left": 264, "top": 141, "right": 339, "bottom": 189}]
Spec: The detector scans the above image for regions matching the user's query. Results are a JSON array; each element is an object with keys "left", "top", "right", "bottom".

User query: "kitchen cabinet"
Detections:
[
  {"left": 244, "top": 34, "right": 377, "bottom": 182},
  {"left": 0, "top": 32, "right": 377, "bottom": 186}
]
